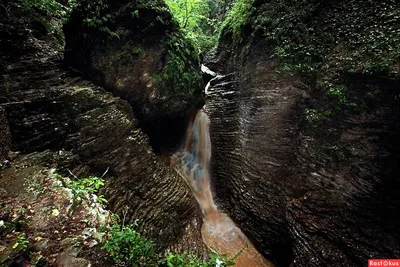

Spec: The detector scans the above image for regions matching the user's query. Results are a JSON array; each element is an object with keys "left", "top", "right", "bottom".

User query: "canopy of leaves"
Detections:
[
  {"left": 164, "top": 0, "right": 232, "bottom": 53},
  {"left": 7, "top": 0, "right": 75, "bottom": 33}
]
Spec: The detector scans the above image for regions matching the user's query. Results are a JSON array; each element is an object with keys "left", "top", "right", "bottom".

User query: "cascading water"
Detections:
[{"left": 172, "top": 109, "right": 274, "bottom": 267}]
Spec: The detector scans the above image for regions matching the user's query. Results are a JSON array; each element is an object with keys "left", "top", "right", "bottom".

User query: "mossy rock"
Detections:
[{"left": 64, "top": 0, "right": 204, "bottom": 125}]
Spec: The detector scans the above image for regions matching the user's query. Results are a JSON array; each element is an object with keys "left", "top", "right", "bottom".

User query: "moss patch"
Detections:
[{"left": 219, "top": 0, "right": 399, "bottom": 164}]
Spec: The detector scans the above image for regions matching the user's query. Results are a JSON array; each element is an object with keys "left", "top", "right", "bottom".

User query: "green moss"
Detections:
[
  {"left": 68, "top": 0, "right": 174, "bottom": 40},
  {"left": 253, "top": 0, "right": 398, "bottom": 76},
  {"left": 114, "top": 42, "right": 146, "bottom": 65},
  {"left": 217, "top": 0, "right": 399, "bottom": 167},
  {"left": 221, "top": 0, "right": 399, "bottom": 125},
  {"left": 220, "top": 0, "right": 253, "bottom": 43},
  {"left": 221, "top": 0, "right": 399, "bottom": 76},
  {"left": 65, "top": 0, "right": 204, "bottom": 120},
  {"left": 153, "top": 32, "right": 202, "bottom": 102},
  {"left": 5, "top": 0, "right": 70, "bottom": 38}
]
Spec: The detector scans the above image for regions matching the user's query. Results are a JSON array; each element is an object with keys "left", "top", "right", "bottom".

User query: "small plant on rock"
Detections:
[
  {"left": 160, "top": 251, "right": 235, "bottom": 267},
  {"left": 102, "top": 221, "right": 158, "bottom": 266},
  {"left": 66, "top": 176, "right": 106, "bottom": 201},
  {"left": 13, "top": 233, "right": 29, "bottom": 251}
]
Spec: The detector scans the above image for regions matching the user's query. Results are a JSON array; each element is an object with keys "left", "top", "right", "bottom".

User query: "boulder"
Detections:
[{"left": 64, "top": 0, "right": 204, "bottom": 151}]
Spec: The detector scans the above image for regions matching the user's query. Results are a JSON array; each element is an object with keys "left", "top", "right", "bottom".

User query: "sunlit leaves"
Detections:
[
  {"left": 221, "top": 0, "right": 253, "bottom": 42},
  {"left": 164, "top": 0, "right": 221, "bottom": 52}
]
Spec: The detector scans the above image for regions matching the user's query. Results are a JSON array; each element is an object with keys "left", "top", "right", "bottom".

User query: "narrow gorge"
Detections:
[{"left": 1, "top": 0, "right": 399, "bottom": 266}]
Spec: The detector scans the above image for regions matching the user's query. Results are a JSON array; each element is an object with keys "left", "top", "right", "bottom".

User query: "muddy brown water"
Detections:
[{"left": 173, "top": 110, "right": 274, "bottom": 267}]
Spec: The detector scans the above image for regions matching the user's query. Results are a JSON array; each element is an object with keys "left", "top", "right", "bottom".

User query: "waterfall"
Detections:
[
  {"left": 171, "top": 109, "right": 217, "bottom": 217},
  {"left": 171, "top": 108, "right": 274, "bottom": 267}
]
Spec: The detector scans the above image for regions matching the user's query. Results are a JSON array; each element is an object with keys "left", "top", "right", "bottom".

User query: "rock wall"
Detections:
[
  {"left": 207, "top": 43, "right": 301, "bottom": 266},
  {"left": 207, "top": 0, "right": 400, "bottom": 266},
  {"left": 64, "top": 0, "right": 204, "bottom": 152},
  {"left": 0, "top": 0, "right": 207, "bottom": 256}
]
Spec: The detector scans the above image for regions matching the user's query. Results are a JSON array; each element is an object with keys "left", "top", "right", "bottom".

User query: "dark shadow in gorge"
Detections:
[
  {"left": 139, "top": 116, "right": 188, "bottom": 154},
  {"left": 141, "top": 72, "right": 210, "bottom": 154},
  {"left": 348, "top": 74, "right": 400, "bottom": 234},
  {"left": 139, "top": 105, "right": 204, "bottom": 155}
]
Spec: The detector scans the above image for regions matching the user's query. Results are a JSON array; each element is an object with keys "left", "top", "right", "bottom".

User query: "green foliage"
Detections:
[
  {"left": 22, "top": 0, "right": 64, "bottom": 16},
  {"left": 220, "top": 0, "right": 253, "bottom": 42},
  {"left": 18, "top": 0, "right": 75, "bottom": 33},
  {"left": 68, "top": 0, "right": 121, "bottom": 38},
  {"left": 102, "top": 218, "right": 237, "bottom": 266},
  {"left": 304, "top": 109, "right": 325, "bottom": 126},
  {"left": 303, "top": 80, "right": 360, "bottom": 127},
  {"left": 217, "top": 0, "right": 399, "bottom": 166},
  {"left": 67, "top": 176, "right": 104, "bottom": 195},
  {"left": 132, "top": 46, "right": 145, "bottom": 56},
  {"left": 252, "top": 0, "right": 398, "bottom": 77},
  {"left": 161, "top": 251, "right": 235, "bottom": 267},
  {"left": 21, "top": 0, "right": 76, "bottom": 21},
  {"left": 308, "top": 145, "right": 348, "bottom": 165},
  {"left": 79, "top": 2, "right": 111, "bottom": 29},
  {"left": 153, "top": 32, "right": 202, "bottom": 100},
  {"left": 222, "top": 0, "right": 399, "bottom": 75},
  {"left": 220, "top": 0, "right": 399, "bottom": 128},
  {"left": 102, "top": 222, "right": 158, "bottom": 265},
  {"left": 14, "top": 233, "right": 29, "bottom": 251},
  {"left": 164, "top": 0, "right": 223, "bottom": 52},
  {"left": 63, "top": 176, "right": 108, "bottom": 205},
  {"left": 69, "top": 0, "right": 174, "bottom": 39},
  {"left": 114, "top": 42, "right": 146, "bottom": 66}
]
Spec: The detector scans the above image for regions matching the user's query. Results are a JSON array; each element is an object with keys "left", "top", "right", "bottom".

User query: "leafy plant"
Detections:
[
  {"left": 68, "top": 0, "right": 118, "bottom": 38},
  {"left": 102, "top": 217, "right": 237, "bottom": 266},
  {"left": 22, "top": 0, "right": 64, "bottom": 15},
  {"left": 63, "top": 175, "right": 108, "bottom": 205},
  {"left": 164, "top": 0, "right": 224, "bottom": 52},
  {"left": 102, "top": 221, "right": 158, "bottom": 265},
  {"left": 219, "top": 0, "right": 399, "bottom": 150},
  {"left": 21, "top": 0, "right": 77, "bottom": 22},
  {"left": 152, "top": 32, "right": 202, "bottom": 103},
  {"left": 13, "top": 233, "right": 29, "bottom": 251},
  {"left": 68, "top": 176, "right": 104, "bottom": 195},
  {"left": 220, "top": 0, "right": 253, "bottom": 42},
  {"left": 308, "top": 145, "right": 348, "bottom": 165},
  {"left": 160, "top": 251, "right": 235, "bottom": 267}
]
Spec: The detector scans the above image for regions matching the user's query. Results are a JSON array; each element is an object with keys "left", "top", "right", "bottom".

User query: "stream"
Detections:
[{"left": 171, "top": 108, "right": 274, "bottom": 267}]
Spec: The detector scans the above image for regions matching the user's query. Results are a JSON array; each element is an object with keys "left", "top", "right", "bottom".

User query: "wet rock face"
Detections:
[
  {"left": 64, "top": 0, "right": 204, "bottom": 151},
  {"left": 207, "top": 41, "right": 400, "bottom": 266},
  {"left": 0, "top": 4, "right": 207, "bottom": 256},
  {"left": 2, "top": 63, "right": 206, "bottom": 253},
  {"left": 207, "top": 44, "right": 301, "bottom": 266},
  {"left": 287, "top": 76, "right": 400, "bottom": 266}
]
